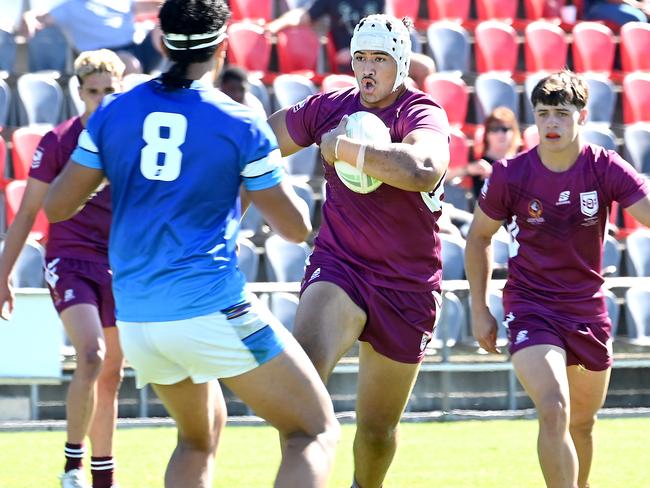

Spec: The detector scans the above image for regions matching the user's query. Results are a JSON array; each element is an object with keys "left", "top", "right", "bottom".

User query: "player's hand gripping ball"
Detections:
[{"left": 334, "top": 111, "right": 391, "bottom": 194}]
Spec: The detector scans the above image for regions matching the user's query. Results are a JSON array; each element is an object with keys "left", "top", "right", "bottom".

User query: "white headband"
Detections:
[{"left": 163, "top": 26, "right": 227, "bottom": 51}]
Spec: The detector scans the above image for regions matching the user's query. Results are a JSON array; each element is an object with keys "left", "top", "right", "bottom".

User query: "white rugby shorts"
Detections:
[{"left": 117, "top": 296, "right": 289, "bottom": 388}]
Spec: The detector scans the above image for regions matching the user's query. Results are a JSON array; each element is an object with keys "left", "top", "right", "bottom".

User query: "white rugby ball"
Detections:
[{"left": 334, "top": 111, "right": 391, "bottom": 194}]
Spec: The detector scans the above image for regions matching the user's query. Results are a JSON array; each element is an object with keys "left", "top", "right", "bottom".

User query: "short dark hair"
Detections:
[
  {"left": 219, "top": 65, "right": 249, "bottom": 86},
  {"left": 531, "top": 71, "right": 589, "bottom": 110},
  {"left": 158, "top": 0, "right": 231, "bottom": 89}
]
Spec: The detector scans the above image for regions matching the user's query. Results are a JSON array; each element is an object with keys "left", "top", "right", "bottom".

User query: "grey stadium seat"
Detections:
[
  {"left": 439, "top": 233, "right": 466, "bottom": 280},
  {"left": 584, "top": 73, "right": 616, "bottom": 126},
  {"left": 272, "top": 73, "right": 317, "bottom": 110},
  {"left": 237, "top": 238, "right": 259, "bottom": 283},
  {"left": 624, "top": 123, "right": 650, "bottom": 174},
  {"left": 17, "top": 72, "right": 64, "bottom": 126},
  {"left": 263, "top": 234, "right": 310, "bottom": 282},
  {"left": 270, "top": 292, "right": 300, "bottom": 332},
  {"left": 581, "top": 124, "right": 617, "bottom": 151},
  {"left": 426, "top": 21, "right": 470, "bottom": 76},
  {"left": 429, "top": 291, "right": 464, "bottom": 352},
  {"left": 625, "top": 229, "right": 650, "bottom": 277},
  {"left": 624, "top": 285, "right": 650, "bottom": 345},
  {"left": 474, "top": 73, "right": 518, "bottom": 123}
]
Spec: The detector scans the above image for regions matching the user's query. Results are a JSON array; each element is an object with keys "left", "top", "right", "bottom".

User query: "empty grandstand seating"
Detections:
[
  {"left": 426, "top": 0, "right": 471, "bottom": 24},
  {"left": 0, "top": 78, "right": 10, "bottom": 129},
  {"left": 276, "top": 25, "right": 321, "bottom": 78},
  {"left": 476, "top": 0, "right": 518, "bottom": 23},
  {"left": 237, "top": 237, "right": 259, "bottom": 283},
  {"left": 620, "top": 22, "right": 650, "bottom": 73},
  {"left": 270, "top": 292, "right": 300, "bottom": 332},
  {"left": 624, "top": 124, "right": 650, "bottom": 174},
  {"left": 624, "top": 285, "right": 650, "bottom": 345},
  {"left": 604, "top": 288, "right": 620, "bottom": 337},
  {"left": 626, "top": 229, "right": 650, "bottom": 277},
  {"left": 226, "top": 22, "right": 272, "bottom": 76},
  {"left": 439, "top": 233, "right": 466, "bottom": 280},
  {"left": 572, "top": 22, "right": 615, "bottom": 75},
  {"left": 583, "top": 74, "right": 616, "bottom": 126},
  {"left": 622, "top": 73, "right": 650, "bottom": 124},
  {"left": 5, "top": 180, "right": 49, "bottom": 242},
  {"left": 385, "top": 0, "right": 420, "bottom": 20},
  {"left": 273, "top": 73, "right": 317, "bottom": 109},
  {"left": 429, "top": 291, "right": 464, "bottom": 351},
  {"left": 320, "top": 74, "right": 356, "bottom": 92},
  {"left": 581, "top": 125, "right": 617, "bottom": 151},
  {"left": 474, "top": 21, "right": 518, "bottom": 75},
  {"left": 0, "top": 136, "right": 8, "bottom": 189},
  {"left": 285, "top": 145, "right": 319, "bottom": 178},
  {"left": 263, "top": 234, "right": 310, "bottom": 282},
  {"left": 602, "top": 234, "right": 622, "bottom": 277},
  {"left": 426, "top": 21, "right": 470, "bottom": 76},
  {"left": 524, "top": 21, "right": 568, "bottom": 73},
  {"left": 1, "top": 239, "right": 46, "bottom": 288},
  {"left": 10, "top": 125, "right": 51, "bottom": 180},
  {"left": 423, "top": 73, "right": 468, "bottom": 127},
  {"left": 474, "top": 72, "right": 519, "bottom": 121},
  {"left": 229, "top": 0, "right": 273, "bottom": 23},
  {"left": 16, "top": 73, "right": 63, "bottom": 126},
  {"left": 0, "top": 30, "right": 17, "bottom": 74}
]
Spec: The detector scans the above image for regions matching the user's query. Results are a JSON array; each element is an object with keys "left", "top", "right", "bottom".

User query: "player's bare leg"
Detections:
[
  {"left": 152, "top": 379, "right": 227, "bottom": 488},
  {"left": 222, "top": 335, "right": 339, "bottom": 488},
  {"left": 292, "top": 281, "right": 366, "bottom": 381},
  {"left": 61, "top": 304, "right": 108, "bottom": 445},
  {"left": 352, "top": 342, "right": 420, "bottom": 488},
  {"left": 88, "top": 326, "right": 123, "bottom": 456},
  {"left": 512, "top": 345, "right": 578, "bottom": 488},
  {"left": 568, "top": 366, "right": 611, "bottom": 488}
]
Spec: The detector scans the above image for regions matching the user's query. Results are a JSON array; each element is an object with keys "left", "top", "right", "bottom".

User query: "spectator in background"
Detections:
[
  {"left": 0, "top": 49, "right": 125, "bottom": 488},
  {"left": 447, "top": 107, "right": 522, "bottom": 201},
  {"left": 216, "top": 65, "right": 267, "bottom": 116},
  {"left": 21, "top": 0, "right": 164, "bottom": 73},
  {"left": 266, "top": 0, "right": 436, "bottom": 87},
  {"left": 584, "top": 0, "right": 649, "bottom": 25}
]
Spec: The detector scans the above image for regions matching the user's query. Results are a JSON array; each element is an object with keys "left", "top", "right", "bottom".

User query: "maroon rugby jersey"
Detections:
[
  {"left": 29, "top": 116, "right": 111, "bottom": 263},
  {"left": 480, "top": 144, "right": 648, "bottom": 320},
  {"left": 286, "top": 86, "right": 450, "bottom": 290}
]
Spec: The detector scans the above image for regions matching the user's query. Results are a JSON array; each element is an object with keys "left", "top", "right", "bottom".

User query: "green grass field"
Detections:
[{"left": 1, "top": 417, "right": 648, "bottom": 487}]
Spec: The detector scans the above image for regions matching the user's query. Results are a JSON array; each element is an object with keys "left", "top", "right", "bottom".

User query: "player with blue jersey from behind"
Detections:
[{"left": 44, "top": 1, "right": 339, "bottom": 487}]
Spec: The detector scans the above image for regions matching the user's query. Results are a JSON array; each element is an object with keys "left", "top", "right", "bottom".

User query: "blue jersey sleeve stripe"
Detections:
[
  {"left": 72, "top": 146, "right": 103, "bottom": 170},
  {"left": 243, "top": 166, "right": 283, "bottom": 191},
  {"left": 242, "top": 169, "right": 275, "bottom": 179},
  {"left": 241, "top": 149, "right": 283, "bottom": 178}
]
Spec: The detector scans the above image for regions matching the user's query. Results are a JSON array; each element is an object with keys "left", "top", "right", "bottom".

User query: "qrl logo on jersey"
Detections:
[
  {"left": 580, "top": 191, "right": 599, "bottom": 217},
  {"left": 31, "top": 148, "right": 43, "bottom": 169}
]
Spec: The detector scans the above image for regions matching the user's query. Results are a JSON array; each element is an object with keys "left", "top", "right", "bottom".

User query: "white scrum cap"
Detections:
[{"left": 350, "top": 14, "right": 412, "bottom": 92}]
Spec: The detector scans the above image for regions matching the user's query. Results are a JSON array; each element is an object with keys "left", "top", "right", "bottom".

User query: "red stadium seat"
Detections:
[
  {"left": 422, "top": 74, "right": 468, "bottom": 127},
  {"left": 320, "top": 74, "right": 356, "bottom": 92},
  {"left": 620, "top": 22, "right": 650, "bottom": 73},
  {"left": 226, "top": 22, "right": 272, "bottom": 76},
  {"left": 10, "top": 125, "right": 50, "bottom": 181},
  {"left": 474, "top": 21, "right": 518, "bottom": 75},
  {"left": 229, "top": 0, "right": 272, "bottom": 23},
  {"left": 276, "top": 26, "right": 321, "bottom": 79},
  {"left": 426, "top": 0, "right": 470, "bottom": 23},
  {"left": 476, "top": 0, "right": 518, "bottom": 23},
  {"left": 5, "top": 179, "right": 49, "bottom": 242},
  {"left": 448, "top": 127, "right": 471, "bottom": 188},
  {"left": 0, "top": 136, "right": 8, "bottom": 190},
  {"left": 572, "top": 22, "right": 615, "bottom": 75},
  {"left": 524, "top": 0, "right": 564, "bottom": 21},
  {"left": 385, "top": 0, "right": 420, "bottom": 20},
  {"left": 524, "top": 21, "right": 568, "bottom": 73},
  {"left": 622, "top": 72, "right": 650, "bottom": 124}
]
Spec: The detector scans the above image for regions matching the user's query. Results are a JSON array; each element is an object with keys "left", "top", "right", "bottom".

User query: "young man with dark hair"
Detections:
[
  {"left": 44, "top": 1, "right": 339, "bottom": 487},
  {"left": 466, "top": 70, "right": 650, "bottom": 488}
]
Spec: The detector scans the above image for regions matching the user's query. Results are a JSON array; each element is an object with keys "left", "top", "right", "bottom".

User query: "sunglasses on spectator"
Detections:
[{"left": 487, "top": 126, "right": 512, "bottom": 133}]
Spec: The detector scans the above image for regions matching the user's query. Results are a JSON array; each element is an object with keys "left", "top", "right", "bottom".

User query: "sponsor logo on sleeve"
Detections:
[
  {"left": 31, "top": 148, "right": 43, "bottom": 169},
  {"left": 292, "top": 98, "right": 308, "bottom": 112}
]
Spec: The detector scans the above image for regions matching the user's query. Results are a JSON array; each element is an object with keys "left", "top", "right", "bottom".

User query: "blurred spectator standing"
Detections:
[{"left": 21, "top": 0, "right": 163, "bottom": 73}]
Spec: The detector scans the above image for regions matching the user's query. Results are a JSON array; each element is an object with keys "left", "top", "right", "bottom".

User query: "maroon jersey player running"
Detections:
[
  {"left": 466, "top": 70, "right": 650, "bottom": 488},
  {"left": 0, "top": 50, "right": 124, "bottom": 488},
  {"left": 268, "top": 14, "right": 450, "bottom": 488}
]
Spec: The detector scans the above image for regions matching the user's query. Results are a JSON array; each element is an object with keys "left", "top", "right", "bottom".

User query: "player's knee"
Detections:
[
  {"left": 356, "top": 418, "right": 398, "bottom": 447},
  {"left": 97, "top": 363, "right": 124, "bottom": 394},
  {"left": 537, "top": 396, "right": 570, "bottom": 433},
  {"left": 179, "top": 430, "right": 219, "bottom": 454},
  {"left": 75, "top": 345, "right": 106, "bottom": 381},
  {"left": 570, "top": 413, "right": 597, "bottom": 436}
]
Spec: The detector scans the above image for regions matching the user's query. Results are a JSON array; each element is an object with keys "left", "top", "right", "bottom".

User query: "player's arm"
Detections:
[
  {"left": 267, "top": 108, "right": 306, "bottom": 157},
  {"left": 624, "top": 194, "right": 650, "bottom": 227},
  {"left": 0, "top": 178, "right": 50, "bottom": 319},
  {"left": 465, "top": 206, "right": 504, "bottom": 353},
  {"left": 322, "top": 118, "right": 450, "bottom": 192},
  {"left": 265, "top": 8, "right": 311, "bottom": 34},
  {"left": 44, "top": 162, "right": 105, "bottom": 222},
  {"left": 247, "top": 180, "right": 312, "bottom": 243}
]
